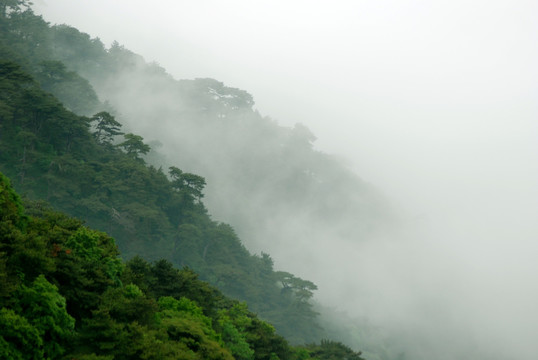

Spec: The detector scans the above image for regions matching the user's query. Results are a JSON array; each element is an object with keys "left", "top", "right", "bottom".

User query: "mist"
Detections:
[{"left": 34, "top": 1, "right": 538, "bottom": 359}]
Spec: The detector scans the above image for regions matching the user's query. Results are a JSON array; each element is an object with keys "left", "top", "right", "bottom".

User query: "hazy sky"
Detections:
[
  {"left": 33, "top": 1, "right": 538, "bottom": 358},
  {"left": 33, "top": 0, "right": 537, "bottom": 210}
]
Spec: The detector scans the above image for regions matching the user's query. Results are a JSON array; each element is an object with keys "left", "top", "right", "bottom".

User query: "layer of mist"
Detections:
[{"left": 34, "top": 1, "right": 538, "bottom": 359}]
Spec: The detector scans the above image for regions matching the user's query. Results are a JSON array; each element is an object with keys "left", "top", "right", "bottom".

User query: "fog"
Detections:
[{"left": 34, "top": 1, "right": 538, "bottom": 359}]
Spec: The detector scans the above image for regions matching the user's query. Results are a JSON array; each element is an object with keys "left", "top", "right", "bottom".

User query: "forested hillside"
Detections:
[
  {"left": 0, "top": 2, "right": 397, "bottom": 358},
  {"left": 2, "top": 0, "right": 394, "bottom": 274},
  {"left": 36, "top": 3, "right": 393, "bottom": 270},
  {"left": 0, "top": 171, "right": 365, "bottom": 359},
  {"left": 0, "top": 3, "right": 327, "bottom": 344}
]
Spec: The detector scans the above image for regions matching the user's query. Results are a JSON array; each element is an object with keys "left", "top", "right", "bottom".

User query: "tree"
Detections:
[
  {"left": 244, "top": 317, "right": 291, "bottom": 360},
  {"left": 64, "top": 227, "right": 123, "bottom": 285},
  {"left": 0, "top": 0, "right": 32, "bottom": 18},
  {"left": 0, "top": 171, "right": 27, "bottom": 230},
  {"left": 275, "top": 271, "right": 317, "bottom": 302},
  {"left": 36, "top": 61, "right": 100, "bottom": 115},
  {"left": 0, "top": 308, "right": 43, "bottom": 360},
  {"left": 217, "top": 302, "right": 255, "bottom": 360},
  {"left": 14, "top": 275, "right": 75, "bottom": 359},
  {"left": 156, "top": 296, "right": 235, "bottom": 360},
  {"left": 305, "top": 340, "right": 364, "bottom": 360},
  {"left": 117, "top": 133, "right": 150, "bottom": 159},
  {"left": 169, "top": 166, "right": 206, "bottom": 201},
  {"left": 90, "top": 111, "right": 123, "bottom": 145}
]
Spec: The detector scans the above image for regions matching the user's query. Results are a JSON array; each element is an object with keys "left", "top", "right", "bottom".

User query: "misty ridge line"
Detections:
[
  {"left": 26, "top": 2, "right": 538, "bottom": 359},
  {"left": 37, "top": 24, "right": 406, "bottom": 358},
  {"left": 0, "top": 9, "right": 342, "bottom": 354},
  {"left": 71, "top": 45, "right": 489, "bottom": 360},
  {"left": 60, "top": 31, "right": 532, "bottom": 360}
]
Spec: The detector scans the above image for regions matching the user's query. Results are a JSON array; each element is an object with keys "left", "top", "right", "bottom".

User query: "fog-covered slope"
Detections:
[
  {"left": 0, "top": 6, "right": 330, "bottom": 346},
  {"left": 47, "top": 24, "right": 401, "bottom": 360},
  {"left": 0, "top": 5, "right": 397, "bottom": 356},
  {"left": 49, "top": 21, "right": 394, "bottom": 294},
  {"left": 6, "top": 2, "right": 538, "bottom": 359}
]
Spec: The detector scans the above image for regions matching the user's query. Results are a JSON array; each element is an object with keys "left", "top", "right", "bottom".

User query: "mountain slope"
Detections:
[
  {"left": 45, "top": 7, "right": 395, "bottom": 285},
  {"left": 0, "top": 3, "right": 397, "bottom": 356},
  {"left": 0, "top": 55, "right": 325, "bottom": 343},
  {"left": 1, "top": 170, "right": 367, "bottom": 359}
]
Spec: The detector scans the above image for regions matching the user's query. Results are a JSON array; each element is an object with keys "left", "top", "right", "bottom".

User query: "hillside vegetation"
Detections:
[
  {"left": 0, "top": 171, "right": 364, "bottom": 359},
  {"left": 0, "top": 2, "right": 397, "bottom": 358},
  {"left": 0, "top": 1, "right": 330, "bottom": 344}
]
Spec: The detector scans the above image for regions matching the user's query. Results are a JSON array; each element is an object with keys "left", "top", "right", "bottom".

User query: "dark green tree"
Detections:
[
  {"left": 156, "top": 296, "right": 235, "bottom": 360},
  {"left": 0, "top": 0, "right": 31, "bottom": 18},
  {"left": 0, "top": 308, "right": 43, "bottom": 360},
  {"left": 275, "top": 271, "right": 318, "bottom": 302},
  {"left": 35, "top": 60, "right": 100, "bottom": 115},
  {"left": 305, "top": 339, "right": 364, "bottom": 360},
  {"left": 90, "top": 111, "right": 123, "bottom": 145},
  {"left": 169, "top": 166, "right": 206, "bottom": 201},
  {"left": 117, "top": 133, "right": 150, "bottom": 160},
  {"left": 13, "top": 275, "right": 75, "bottom": 359}
]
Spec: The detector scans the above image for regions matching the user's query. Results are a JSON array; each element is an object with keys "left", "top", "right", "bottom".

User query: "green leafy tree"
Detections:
[
  {"left": 117, "top": 133, "right": 150, "bottom": 159},
  {"left": 275, "top": 271, "right": 318, "bottom": 302},
  {"left": 157, "top": 296, "right": 234, "bottom": 360},
  {"left": 77, "top": 284, "right": 160, "bottom": 359},
  {"left": 14, "top": 275, "right": 75, "bottom": 358},
  {"left": 169, "top": 166, "right": 206, "bottom": 201},
  {"left": 244, "top": 318, "right": 291, "bottom": 360},
  {"left": 0, "top": 171, "right": 27, "bottom": 230},
  {"left": 0, "top": 0, "right": 32, "bottom": 17},
  {"left": 305, "top": 340, "right": 365, "bottom": 360},
  {"left": 0, "top": 173, "right": 55, "bottom": 287},
  {"left": 48, "top": 225, "right": 123, "bottom": 321},
  {"left": 35, "top": 60, "right": 100, "bottom": 115},
  {"left": 217, "top": 303, "right": 255, "bottom": 360},
  {"left": 98, "top": 284, "right": 158, "bottom": 326},
  {"left": 0, "top": 308, "right": 43, "bottom": 360},
  {"left": 90, "top": 111, "right": 123, "bottom": 145},
  {"left": 65, "top": 226, "right": 123, "bottom": 285}
]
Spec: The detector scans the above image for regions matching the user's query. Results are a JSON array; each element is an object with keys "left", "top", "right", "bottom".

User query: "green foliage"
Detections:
[
  {"left": 124, "top": 257, "right": 221, "bottom": 318},
  {"left": 117, "top": 133, "right": 151, "bottom": 159},
  {"left": 157, "top": 296, "right": 234, "bottom": 360},
  {"left": 0, "top": 169, "right": 27, "bottom": 230},
  {"left": 13, "top": 275, "right": 75, "bottom": 358},
  {"left": 35, "top": 60, "right": 100, "bottom": 115},
  {"left": 217, "top": 303, "right": 255, "bottom": 360},
  {"left": 95, "top": 285, "right": 158, "bottom": 327},
  {"left": 0, "top": 308, "right": 43, "bottom": 360},
  {"left": 0, "top": 173, "right": 55, "bottom": 289},
  {"left": 65, "top": 227, "right": 123, "bottom": 285},
  {"left": 0, "top": 0, "right": 32, "bottom": 18},
  {"left": 169, "top": 166, "right": 206, "bottom": 201},
  {"left": 159, "top": 296, "right": 206, "bottom": 318},
  {"left": 0, "top": 171, "right": 371, "bottom": 359},
  {"left": 245, "top": 317, "right": 292, "bottom": 360},
  {"left": 75, "top": 354, "right": 114, "bottom": 360},
  {"left": 90, "top": 111, "right": 123, "bottom": 145},
  {"left": 276, "top": 271, "right": 318, "bottom": 302},
  {"left": 304, "top": 340, "right": 365, "bottom": 360}
]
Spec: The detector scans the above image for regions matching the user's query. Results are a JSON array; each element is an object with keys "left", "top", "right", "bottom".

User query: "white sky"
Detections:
[{"left": 33, "top": 1, "right": 538, "bottom": 358}]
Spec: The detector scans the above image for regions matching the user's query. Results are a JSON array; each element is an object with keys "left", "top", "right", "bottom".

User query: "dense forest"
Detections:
[
  {"left": 0, "top": 171, "right": 365, "bottom": 359},
  {"left": 1, "top": 1, "right": 397, "bottom": 359}
]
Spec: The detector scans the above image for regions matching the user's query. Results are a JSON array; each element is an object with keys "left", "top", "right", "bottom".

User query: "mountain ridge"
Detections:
[{"left": 0, "top": 3, "right": 397, "bottom": 358}]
